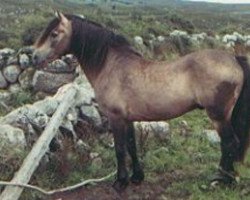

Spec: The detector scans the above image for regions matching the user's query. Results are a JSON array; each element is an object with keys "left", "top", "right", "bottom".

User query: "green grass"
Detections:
[
  {"left": 140, "top": 111, "right": 250, "bottom": 200},
  {"left": 9, "top": 90, "right": 35, "bottom": 107},
  {"left": 0, "top": 141, "right": 28, "bottom": 181},
  {"left": 0, "top": 108, "right": 245, "bottom": 199},
  {"left": 3, "top": 109, "right": 245, "bottom": 199},
  {"left": 0, "top": 90, "right": 35, "bottom": 116},
  {"left": 0, "top": 108, "right": 248, "bottom": 199},
  {"left": 0, "top": 0, "right": 250, "bottom": 49},
  {"left": 1, "top": 1, "right": 250, "bottom": 199}
]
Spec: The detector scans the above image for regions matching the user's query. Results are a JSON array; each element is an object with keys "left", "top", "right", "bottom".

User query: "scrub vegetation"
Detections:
[{"left": 1, "top": 0, "right": 250, "bottom": 199}]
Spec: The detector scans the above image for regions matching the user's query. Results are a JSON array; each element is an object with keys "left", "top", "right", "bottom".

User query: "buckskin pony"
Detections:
[{"left": 32, "top": 12, "right": 250, "bottom": 191}]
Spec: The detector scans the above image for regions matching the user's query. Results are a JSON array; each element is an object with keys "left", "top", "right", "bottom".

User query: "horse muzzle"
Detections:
[{"left": 32, "top": 50, "right": 51, "bottom": 68}]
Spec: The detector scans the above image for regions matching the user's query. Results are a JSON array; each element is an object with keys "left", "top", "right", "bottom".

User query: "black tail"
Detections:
[{"left": 231, "top": 56, "right": 250, "bottom": 162}]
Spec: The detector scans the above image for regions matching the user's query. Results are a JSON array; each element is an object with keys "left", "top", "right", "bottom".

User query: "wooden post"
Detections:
[{"left": 0, "top": 86, "right": 77, "bottom": 200}]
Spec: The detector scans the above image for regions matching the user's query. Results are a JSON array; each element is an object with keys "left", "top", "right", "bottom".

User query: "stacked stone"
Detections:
[
  {"left": 0, "top": 47, "right": 33, "bottom": 90},
  {"left": 0, "top": 47, "right": 78, "bottom": 94}
]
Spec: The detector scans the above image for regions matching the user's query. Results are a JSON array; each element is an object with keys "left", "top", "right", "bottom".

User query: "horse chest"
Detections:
[{"left": 94, "top": 83, "right": 128, "bottom": 118}]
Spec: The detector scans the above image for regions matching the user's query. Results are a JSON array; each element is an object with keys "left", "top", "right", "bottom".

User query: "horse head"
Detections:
[{"left": 32, "top": 11, "right": 72, "bottom": 67}]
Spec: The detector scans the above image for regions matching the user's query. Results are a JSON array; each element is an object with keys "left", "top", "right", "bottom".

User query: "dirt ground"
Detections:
[
  {"left": 49, "top": 170, "right": 193, "bottom": 200},
  {"left": 50, "top": 181, "right": 168, "bottom": 200}
]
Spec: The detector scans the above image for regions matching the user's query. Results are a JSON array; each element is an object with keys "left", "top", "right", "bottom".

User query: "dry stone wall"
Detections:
[{"left": 0, "top": 47, "right": 78, "bottom": 94}]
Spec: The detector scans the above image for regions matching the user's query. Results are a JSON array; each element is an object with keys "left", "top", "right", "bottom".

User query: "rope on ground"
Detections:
[{"left": 0, "top": 171, "right": 116, "bottom": 196}]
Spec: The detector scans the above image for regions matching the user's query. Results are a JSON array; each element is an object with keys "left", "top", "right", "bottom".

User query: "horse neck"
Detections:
[
  {"left": 77, "top": 48, "right": 143, "bottom": 88},
  {"left": 69, "top": 41, "right": 104, "bottom": 86},
  {"left": 69, "top": 29, "right": 143, "bottom": 86},
  {"left": 75, "top": 56, "right": 102, "bottom": 86},
  {"left": 74, "top": 48, "right": 119, "bottom": 86}
]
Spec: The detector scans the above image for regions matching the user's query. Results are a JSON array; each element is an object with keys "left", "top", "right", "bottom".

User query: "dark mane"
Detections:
[
  {"left": 38, "top": 14, "right": 141, "bottom": 68},
  {"left": 68, "top": 15, "right": 141, "bottom": 68}
]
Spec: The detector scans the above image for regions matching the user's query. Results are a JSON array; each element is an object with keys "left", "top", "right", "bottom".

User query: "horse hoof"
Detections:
[
  {"left": 210, "top": 176, "right": 239, "bottom": 187},
  {"left": 130, "top": 170, "right": 145, "bottom": 184},
  {"left": 112, "top": 179, "right": 129, "bottom": 193},
  {"left": 210, "top": 180, "right": 220, "bottom": 188},
  {"left": 210, "top": 169, "right": 239, "bottom": 186}
]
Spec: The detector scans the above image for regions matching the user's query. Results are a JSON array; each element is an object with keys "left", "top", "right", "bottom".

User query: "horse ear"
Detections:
[
  {"left": 54, "top": 11, "right": 69, "bottom": 24},
  {"left": 59, "top": 13, "right": 69, "bottom": 25},
  {"left": 54, "top": 10, "right": 61, "bottom": 19}
]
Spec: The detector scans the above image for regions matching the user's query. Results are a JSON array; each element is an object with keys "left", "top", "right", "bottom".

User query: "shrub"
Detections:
[
  {"left": 170, "top": 35, "right": 194, "bottom": 55},
  {"left": 164, "top": 13, "right": 195, "bottom": 34},
  {"left": 20, "top": 13, "right": 50, "bottom": 46}
]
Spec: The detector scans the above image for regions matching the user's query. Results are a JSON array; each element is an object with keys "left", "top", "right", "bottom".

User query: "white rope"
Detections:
[{"left": 0, "top": 171, "right": 116, "bottom": 196}]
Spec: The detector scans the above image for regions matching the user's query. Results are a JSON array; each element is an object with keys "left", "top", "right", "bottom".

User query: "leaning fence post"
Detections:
[{"left": 0, "top": 85, "right": 78, "bottom": 200}]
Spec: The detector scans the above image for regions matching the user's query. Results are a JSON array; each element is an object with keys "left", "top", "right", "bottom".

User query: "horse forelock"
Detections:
[
  {"left": 36, "top": 18, "right": 60, "bottom": 47},
  {"left": 36, "top": 14, "right": 80, "bottom": 47}
]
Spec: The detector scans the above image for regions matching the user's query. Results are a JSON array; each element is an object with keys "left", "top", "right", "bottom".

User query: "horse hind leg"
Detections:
[
  {"left": 214, "top": 121, "right": 240, "bottom": 184},
  {"left": 126, "top": 122, "right": 144, "bottom": 184},
  {"left": 202, "top": 80, "right": 243, "bottom": 184},
  {"left": 207, "top": 107, "right": 240, "bottom": 185}
]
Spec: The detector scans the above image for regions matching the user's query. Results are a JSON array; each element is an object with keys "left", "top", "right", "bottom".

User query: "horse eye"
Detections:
[{"left": 51, "top": 31, "right": 58, "bottom": 38}]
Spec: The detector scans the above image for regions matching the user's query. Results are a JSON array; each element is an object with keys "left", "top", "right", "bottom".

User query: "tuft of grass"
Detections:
[
  {"left": 0, "top": 141, "right": 28, "bottom": 181},
  {"left": 9, "top": 90, "right": 35, "bottom": 107}
]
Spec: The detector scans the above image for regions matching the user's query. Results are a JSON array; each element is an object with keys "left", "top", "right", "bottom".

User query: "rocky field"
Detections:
[{"left": 1, "top": 0, "right": 250, "bottom": 200}]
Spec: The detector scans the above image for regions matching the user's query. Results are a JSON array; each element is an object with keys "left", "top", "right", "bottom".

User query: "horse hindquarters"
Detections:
[
  {"left": 218, "top": 56, "right": 250, "bottom": 174},
  {"left": 209, "top": 56, "right": 250, "bottom": 184}
]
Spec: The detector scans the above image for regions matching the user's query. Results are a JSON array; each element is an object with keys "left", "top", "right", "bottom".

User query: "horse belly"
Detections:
[{"left": 127, "top": 89, "right": 196, "bottom": 121}]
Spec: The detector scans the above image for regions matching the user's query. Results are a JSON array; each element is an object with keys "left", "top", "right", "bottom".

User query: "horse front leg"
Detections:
[
  {"left": 126, "top": 122, "right": 144, "bottom": 184},
  {"left": 109, "top": 117, "right": 129, "bottom": 192}
]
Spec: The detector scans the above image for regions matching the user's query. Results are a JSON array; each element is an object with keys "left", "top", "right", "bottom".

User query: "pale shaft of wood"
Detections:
[{"left": 0, "top": 87, "right": 77, "bottom": 200}]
